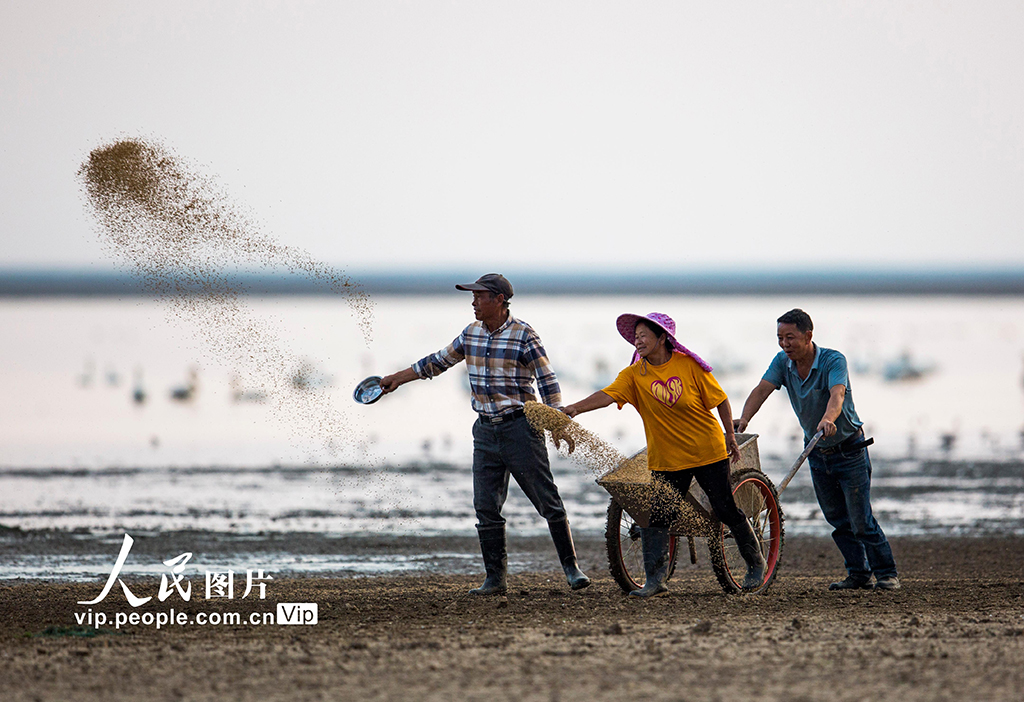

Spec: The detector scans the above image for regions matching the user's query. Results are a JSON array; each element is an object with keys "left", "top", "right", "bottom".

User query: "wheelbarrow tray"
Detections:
[{"left": 596, "top": 433, "right": 761, "bottom": 536}]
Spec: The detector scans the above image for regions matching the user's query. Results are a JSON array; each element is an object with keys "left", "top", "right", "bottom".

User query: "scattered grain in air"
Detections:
[{"left": 77, "top": 138, "right": 393, "bottom": 499}]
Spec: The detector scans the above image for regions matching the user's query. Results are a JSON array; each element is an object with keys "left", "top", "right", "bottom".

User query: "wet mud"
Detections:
[{"left": 5, "top": 536, "right": 1022, "bottom": 701}]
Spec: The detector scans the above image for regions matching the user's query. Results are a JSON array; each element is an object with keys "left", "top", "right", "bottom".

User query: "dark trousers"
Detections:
[
  {"left": 649, "top": 458, "right": 746, "bottom": 529},
  {"left": 808, "top": 445, "right": 898, "bottom": 580},
  {"left": 471, "top": 415, "right": 567, "bottom": 531}
]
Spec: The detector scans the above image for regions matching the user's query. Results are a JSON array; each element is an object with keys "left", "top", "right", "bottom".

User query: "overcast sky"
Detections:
[{"left": 2, "top": 1, "right": 1023, "bottom": 273}]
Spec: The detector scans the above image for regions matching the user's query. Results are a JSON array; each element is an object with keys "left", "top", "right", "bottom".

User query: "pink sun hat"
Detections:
[{"left": 615, "top": 312, "right": 713, "bottom": 372}]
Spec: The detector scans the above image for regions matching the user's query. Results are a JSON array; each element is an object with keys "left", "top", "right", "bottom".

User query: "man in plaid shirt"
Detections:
[{"left": 380, "top": 273, "right": 590, "bottom": 595}]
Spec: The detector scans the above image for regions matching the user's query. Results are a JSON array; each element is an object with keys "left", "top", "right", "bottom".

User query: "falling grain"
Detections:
[
  {"left": 78, "top": 138, "right": 372, "bottom": 339},
  {"left": 524, "top": 401, "right": 631, "bottom": 479},
  {"left": 77, "top": 137, "right": 378, "bottom": 467},
  {"left": 524, "top": 401, "right": 710, "bottom": 535}
]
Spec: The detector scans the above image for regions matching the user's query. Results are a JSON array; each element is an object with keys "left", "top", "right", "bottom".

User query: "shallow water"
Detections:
[
  {"left": 4, "top": 294, "right": 1024, "bottom": 467},
  {"left": 2, "top": 293, "right": 1024, "bottom": 579},
  {"left": 2, "top": 453, "right": 1022, "bottom": 580},
  {"left": 0, "top": 551, "right": 484, "bottom": 583}
]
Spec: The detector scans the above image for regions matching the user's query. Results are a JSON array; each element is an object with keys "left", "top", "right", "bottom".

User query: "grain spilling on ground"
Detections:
[
  {"left": 524, "top": 402, "right": 707, "bottom": 534},
  {"left": 523, "top": 401, "right": 629, "bottom": 479},
  {"left": 77, "top": 137, "right": 381, "bottom": 471}
]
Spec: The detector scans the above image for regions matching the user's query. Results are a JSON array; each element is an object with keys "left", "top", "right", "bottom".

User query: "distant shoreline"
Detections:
[{"left": 3, "top": 267, "right": 1024, "bottom": 296}]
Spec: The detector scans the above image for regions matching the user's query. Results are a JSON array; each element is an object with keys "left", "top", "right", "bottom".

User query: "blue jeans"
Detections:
[
  {"left": 471, "top": 415, "right": 567, "bottom": 531},
  {"left": 808, "top": 444, "right": 898, "bottom": 580}
]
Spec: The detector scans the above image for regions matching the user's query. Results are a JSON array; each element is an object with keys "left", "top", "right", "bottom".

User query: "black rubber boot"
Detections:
[
  {"left": 469, "top": 525, "right": 507, "bottom": 595},
  {"left": 731, "top": 519, "right": 766, "bottom": 590},
  {"left": 548, "top": 519, "right": 591, "bottom": 591},
  {"left": 629, "top": 527, "right": 670, "bottom": 598}
]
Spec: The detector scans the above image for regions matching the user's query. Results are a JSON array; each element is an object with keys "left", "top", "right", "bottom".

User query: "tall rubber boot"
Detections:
[
  {"left": 469, "top": 525, "right": 507, "bottom": 595},
  {"left": 548, "top": 519, "right": 591, "bottom": 591},
  {"left": 731, "top": 519, "right": 766, "bottom": 590},
  {"left": 629, "top": 527, "right": 670, "bottom": 598}
]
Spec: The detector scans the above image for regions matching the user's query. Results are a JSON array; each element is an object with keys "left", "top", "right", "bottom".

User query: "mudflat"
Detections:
[{"left": 3, "top": 535, "right": 1024, "bottom": 701}]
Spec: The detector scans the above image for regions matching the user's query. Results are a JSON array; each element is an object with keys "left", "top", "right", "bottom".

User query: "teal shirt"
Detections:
[{"left": 762, "top": 345, "right": 863, "bottom": 448}]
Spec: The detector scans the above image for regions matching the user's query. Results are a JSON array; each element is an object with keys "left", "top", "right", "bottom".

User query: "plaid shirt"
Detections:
[{"left": 412, "top": 314, "right": 562, "bottom": 417}]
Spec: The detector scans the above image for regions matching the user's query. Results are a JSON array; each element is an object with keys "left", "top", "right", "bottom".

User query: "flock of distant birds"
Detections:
[
  {"left": 74, "top": 350, "right": 1024, "bottom": 458},
  {"left": 566, "top": 349, "right": 940, "bottom": 388},
  {"left": 76, "top": 347, "right": 942, "bottom": 408},
  {"left": 75, "top": 359, "right": 333, "bottom": 406}
]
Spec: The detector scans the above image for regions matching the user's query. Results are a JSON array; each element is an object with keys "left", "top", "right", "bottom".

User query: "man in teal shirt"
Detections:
[{"left": 735, "top": 308, "right": 899, "bottom": 591}]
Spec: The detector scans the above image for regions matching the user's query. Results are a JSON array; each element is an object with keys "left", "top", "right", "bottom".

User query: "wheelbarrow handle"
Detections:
[{"left": 778, "top": 430, "right": 824, "bottom": 495}]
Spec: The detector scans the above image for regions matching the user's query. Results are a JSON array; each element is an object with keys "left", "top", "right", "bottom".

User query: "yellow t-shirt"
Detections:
[{"left": 602, "top": 352, "right": 729, "bottom": 471}]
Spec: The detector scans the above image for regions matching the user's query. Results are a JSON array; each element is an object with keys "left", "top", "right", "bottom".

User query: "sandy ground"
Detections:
[{"left": 3, "top": 535, "right": 1024, "bottom": 701}]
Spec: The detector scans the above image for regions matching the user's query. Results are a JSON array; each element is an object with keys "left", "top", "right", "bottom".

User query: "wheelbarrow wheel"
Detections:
[
  {"left": 708, "top": 468, "right": 784, "bottom": 595},
  {"left": 605, "top": 498, "right": 678, "bottom": 594}
]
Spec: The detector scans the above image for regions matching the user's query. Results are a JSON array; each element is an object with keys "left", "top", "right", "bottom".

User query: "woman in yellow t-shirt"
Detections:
[{"left": 563, "top": 312, "right": 765, "bottom": 596}]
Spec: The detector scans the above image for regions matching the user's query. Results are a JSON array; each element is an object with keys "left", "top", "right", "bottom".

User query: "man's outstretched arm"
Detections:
[
  {"left": 380, "top": 367, "right": 419, "bottom": 394},
  {"left": 815, "top": 384, "right": 846, "bottom": 438},
  {"left": 381, "top": 333, "right": 468, "bottom": 394},
  {"left": 733, "top": 379, "right": 777, "bottom": 432}
]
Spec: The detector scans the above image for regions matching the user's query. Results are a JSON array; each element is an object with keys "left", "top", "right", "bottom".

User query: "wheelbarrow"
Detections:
[
  {"left": 598, "top": 433, "right": 785, "bottom": 594},
  {"left": 523, "top": 401, "right": 818, "bottom": 595}
]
